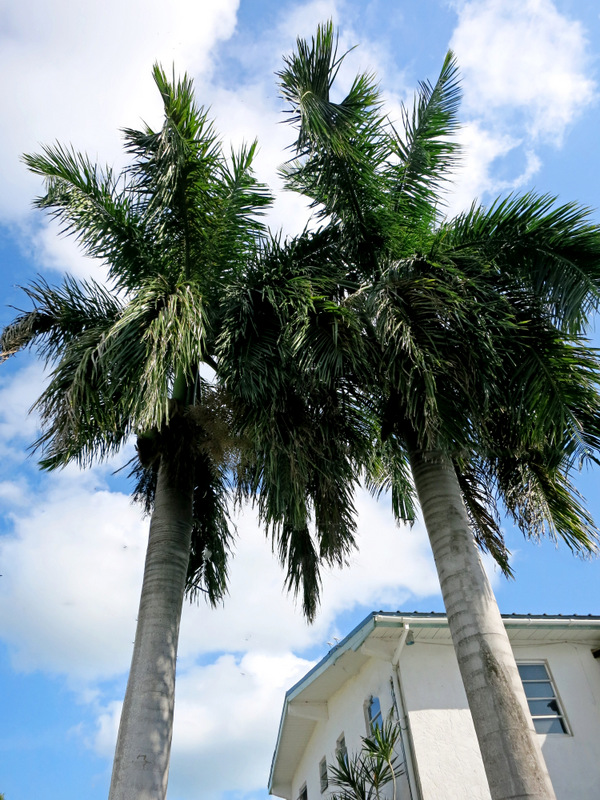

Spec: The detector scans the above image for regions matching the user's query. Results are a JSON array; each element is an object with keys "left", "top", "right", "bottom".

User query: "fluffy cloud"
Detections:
[
  {"left": 446, "top": 0, "right": 596, "bottom": 207},
  {"left": 451, "top": 0, "right": 595, "bottom": 143},
  {"left": 94, "top": 652, "right": 314, "bottom": 800},
  {"left": 0, "top": 442, "right": 440, "bottom": 683},
  {"left": 0, "top": 475, "right": 147, "bottom": 681},
  {"left": 0, "top": 0, "right": 240, "bottom": 221}
]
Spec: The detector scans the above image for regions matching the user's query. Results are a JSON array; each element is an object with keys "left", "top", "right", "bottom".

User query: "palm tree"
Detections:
[
  {"left": 0, "top": 66, "right": 362, "bottom": 800},
  {"left": 276, "top": 24, "right": 600, "bottom": 800},
  {"left": 328, "top": 718, "right": 405, "bottom": 800}
]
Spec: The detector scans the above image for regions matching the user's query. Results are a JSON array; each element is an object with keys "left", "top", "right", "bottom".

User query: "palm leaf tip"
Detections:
[{"left": 1, "top": 311, "right": 46, "bottom": 361}]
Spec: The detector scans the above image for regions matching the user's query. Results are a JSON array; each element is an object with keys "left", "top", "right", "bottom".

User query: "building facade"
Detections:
[{"left": 269, "top": 612, "right": 600, "bottom": 800}]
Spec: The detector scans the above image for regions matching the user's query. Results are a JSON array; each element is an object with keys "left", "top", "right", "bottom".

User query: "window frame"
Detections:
[
  {"left": 517, "top": 661, "right": 570, "bottom": 735},
  {"left": 365, "top": 694, "right": 383, "bottom": 733},
  {"left": 298, "top": 783, "right": 308, "bottom": 800},
  {"left": 335, "top": 733, "right": 348, "bottom": 765},
  {"left": 319, "top": 757, "right": 328, "bottom": 793}
]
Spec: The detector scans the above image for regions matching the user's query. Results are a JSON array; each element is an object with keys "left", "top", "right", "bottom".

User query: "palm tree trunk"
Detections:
[
  {"left": 408, "top": 448, "right": 556, "bottom": 800},
  {"left": 109, "top": 461, "right": 193, "bottom": 800}
]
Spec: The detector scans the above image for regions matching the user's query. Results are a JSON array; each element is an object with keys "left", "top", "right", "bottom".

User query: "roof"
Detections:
[{"left": 268, "top": 611, "right": 600, "bottom": 799}]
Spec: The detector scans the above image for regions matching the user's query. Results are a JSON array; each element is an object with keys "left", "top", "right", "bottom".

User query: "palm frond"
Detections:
[
  {"left": 329, "top": 718, "right": 404, "bottom": 800},
  {"left": 278, "top": 22, "right": 389, "bottom": 271},
  {"left": 438, "top": 192, "right": 600, "bottom": 331},
  {"left": 388, "top": 50, "right": 462, "bottom": 229},
  {"left": 22, "top": 145, "right": 152, "bottom": 292},
  {"left": 1, "top": 276, "right": 122, "bottom": 364}
]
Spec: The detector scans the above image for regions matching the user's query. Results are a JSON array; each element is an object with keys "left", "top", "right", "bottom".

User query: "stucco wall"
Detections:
[
  {"left": 401, "top": 642, "right": 491, "bottom": 799},
  {"left": 288, "top": 636, "right": 600, "bottom": 800},
  {"left": 400, "top": 639, "right": 600, "bottom": 800}
]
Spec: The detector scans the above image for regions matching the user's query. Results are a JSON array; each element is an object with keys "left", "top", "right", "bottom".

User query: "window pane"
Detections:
[
  {"left": 522, "top": 681, "right": 554, "bottom": 699},
  {"left": 319, "top": 758, "right": 328, "bottom": 792},
  {"left": 369, "top": 697, "right": 381, "bottom": 721},
  {"left": 533, "top": 717, "right": 568, "bottom": 734},
  {"left": 528, "top": 699, "right": 561, "bottom": 716},
  {"left": 518, "top": 664, "right": 548, "bottom": 681}
]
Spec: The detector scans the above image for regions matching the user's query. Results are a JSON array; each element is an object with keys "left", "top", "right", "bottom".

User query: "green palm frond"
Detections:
[
  {"left": 438, "top": 192, "right": 600, "bottom": 331},
  {"left": 453, "top": 456, "right": 512, "bottom": 575},
  {"left": 496, "top": 449, "right": 599, "bottom": 554},
  {"left": 388, "top": 50, "right": 461, "bottom": 230},
  {"left": 279, "top": 22, "right": 388, "bottom": 269},
  {"left": 363, "top": 436, "right": 418, "bottom": 525},
  {"left": 124, "top": 64, "right": 221, "bottom": 228},
  {"left": 279, "top": 21, "right": 380, "bottom": 157},
  {"left": 186, "top": 451, "right": 236, "bottom": 605},
  {"left": 22, "top": 145, "right": 151, "bottom": 291},
  {"left": 329, "top": 719, "right": 404, "bottom": 800},
  {"left": 102, "top": 276, "right": 209, "bottom": 430},
  {"left": 1, "top": 276, "right": 122, "bottom": 364}
]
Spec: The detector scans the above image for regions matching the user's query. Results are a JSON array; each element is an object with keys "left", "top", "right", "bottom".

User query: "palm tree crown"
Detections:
[{"left": 277, "top": 22, "right": 600, "bottom": 564}]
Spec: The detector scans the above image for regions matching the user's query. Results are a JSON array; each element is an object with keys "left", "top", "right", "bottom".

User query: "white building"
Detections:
[{"left": 269, "top": 612, "right": 600, "bottom": 800}]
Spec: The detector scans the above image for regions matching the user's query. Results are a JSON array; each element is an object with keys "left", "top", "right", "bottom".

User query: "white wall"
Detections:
[
  {"left": 400, "top": 639, "right": 600, "bottom": 800},
  {"left": 289, "top": 637, "right": 600, "bottom": 800},
  {"left": 401, "top": 641, "right": 491, "bottom": 799},
  {"left": 290, "top": 658, "right": 402, "bottom": 800}
]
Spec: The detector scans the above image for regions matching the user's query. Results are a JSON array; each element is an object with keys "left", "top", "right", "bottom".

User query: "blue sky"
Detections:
[{"left": 1, "top": 1, "right": 600, "bottom": 798}]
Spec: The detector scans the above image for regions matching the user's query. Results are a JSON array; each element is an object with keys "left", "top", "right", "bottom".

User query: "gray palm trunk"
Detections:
[
  {"left": 109, "top": 462, "right": 193, "bottom": 800},
  {"left": 408, "top": 448, "right": 557, "bottom": 800}
]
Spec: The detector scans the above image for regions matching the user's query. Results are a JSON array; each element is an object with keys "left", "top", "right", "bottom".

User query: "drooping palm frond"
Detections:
[
  {"left": 130, "top": 406, "right": 237, "bottom": 606},
  {"left": 453, "top": 457, "right": 512, "bottom": 575},
  {"left": 437, "top": 192, "right": 600, "bottom": 331},
  {"left": 363, "top": 435, "right": 418, "bottom": 526},
  {"left": 0, "top": 276, "right": 123, "bottom": 364},
  {"left": 217, "top": 229, "right": 377, "bottom": 619}
]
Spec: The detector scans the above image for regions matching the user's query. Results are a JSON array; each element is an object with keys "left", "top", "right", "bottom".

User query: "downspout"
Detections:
[{"left": 391, "top": 624, "right": 424, "bottom": 800}]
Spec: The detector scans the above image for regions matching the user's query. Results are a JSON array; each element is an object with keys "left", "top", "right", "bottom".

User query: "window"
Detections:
[
  {"left": 389, "top": 678, "right": 399, "bottom": 719},
  {"left": 298, "top": 784, "right": 308, "bottom": 800},
  {"left": 366, "top": 695, "right": 383, "bottom": 732},
  {"left": 517, "top": 663, "right": 568, "bottom": 734},
  {"left": 336, "top": 734, "right": 348, "bottom": 765},
  {"left": 319, "top": 757, "right": 328, "bottom": 792}
]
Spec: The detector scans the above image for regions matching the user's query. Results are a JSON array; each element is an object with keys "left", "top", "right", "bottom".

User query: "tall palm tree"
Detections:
[
  {"left": 275, "top": 24, "right": 600, "bottom": 800},
  {"left": 0, "top": 66, "right": 362, "bottom": 800}
]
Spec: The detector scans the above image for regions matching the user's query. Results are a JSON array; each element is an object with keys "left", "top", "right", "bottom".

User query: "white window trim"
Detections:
[
  {"left": 517, "top": 660, "right": 571, "bottom": 736},
  {"left": 364, "top": 694, "right": 383, "bottom": 734},
  {"left": 319, "top": 757, "right": 328, "bottom": 793}
]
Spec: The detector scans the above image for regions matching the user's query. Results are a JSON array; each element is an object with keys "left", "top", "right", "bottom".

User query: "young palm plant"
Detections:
[
  {"left": 0, "top": 66, "right": 362, "bottom": 800},
  {"left": 328, "top": 719, "right": 405, "bottom": 800},
  {"left": 277, "top": 23, "right": 600, "bottom": 800}
]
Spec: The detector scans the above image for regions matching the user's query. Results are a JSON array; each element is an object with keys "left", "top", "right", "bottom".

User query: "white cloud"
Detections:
[
  {"left": 445, "top": 0, "right": 596, "bottom": 208},
  {"left": 0, "top": 359, "right": 45, "bottom": 457},
  {"left": 451, "top": 0, "right": 595, "bottom": 143},
  {"left": 0, "top": 476, "right": 147, "bottom": 681},
  {"left": 0, "top": 0, "right": 240, "bottom": 228},
  {"left": 0, "top": 471, "right": 439, "bottom": 682},
  {"left": 444, "top": 122, "right": 541, "bottom": 215}
]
